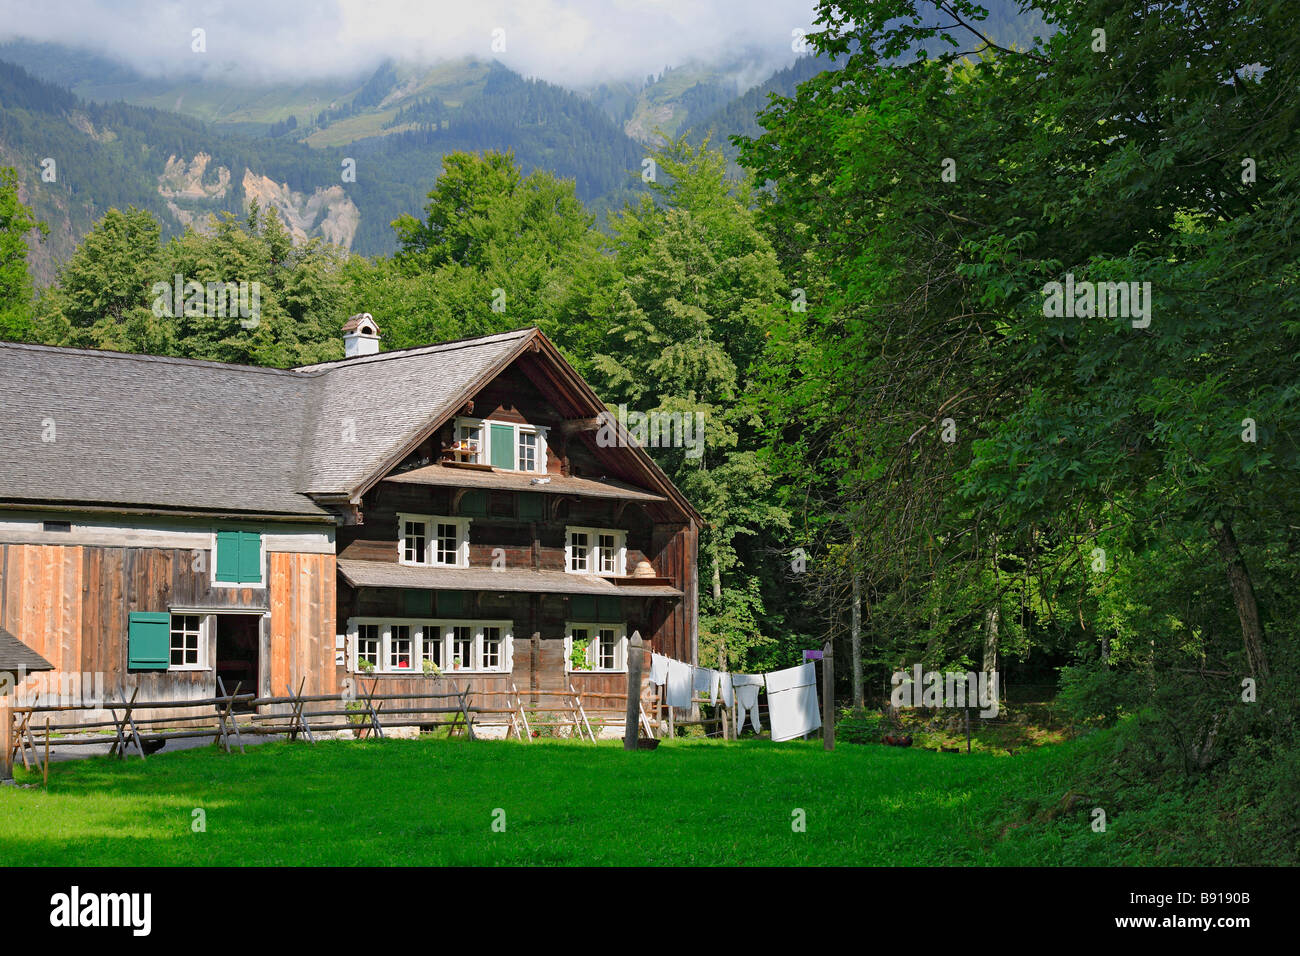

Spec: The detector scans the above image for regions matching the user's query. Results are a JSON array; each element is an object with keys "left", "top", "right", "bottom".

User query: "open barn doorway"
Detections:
[{"left": 215, "top": 614, "right": 262, "bottom": 710}]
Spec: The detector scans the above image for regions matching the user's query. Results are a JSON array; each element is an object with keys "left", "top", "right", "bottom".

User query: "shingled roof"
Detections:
[
  {"left": 0, "top": 326, "right": 699, "bottom": 521},
  {"left": 0, "top": 626, "right": 54, "bottom": 673},
  {"left": 296, "top": 328, "right": 532, "bottom": 495},
  {"left": 0, "top": 343, "right": 322, "bottom": 516}
]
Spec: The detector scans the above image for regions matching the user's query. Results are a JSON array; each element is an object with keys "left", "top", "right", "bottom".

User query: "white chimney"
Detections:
[{"left": 343, "top": 312, "right": 380, "bottom": 357}]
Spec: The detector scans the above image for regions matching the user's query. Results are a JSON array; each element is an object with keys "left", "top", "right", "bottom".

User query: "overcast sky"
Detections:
[{"left": 0, "top": 0, "right": 822, "bottom": 88}]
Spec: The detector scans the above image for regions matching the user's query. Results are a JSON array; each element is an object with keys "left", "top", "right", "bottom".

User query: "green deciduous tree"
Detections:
[
  {"left": 0, "top": 166, "right": 45, "bottom": 341},
  {"left": 741, "top": 0, "right": 1299, "bottom": 725}
]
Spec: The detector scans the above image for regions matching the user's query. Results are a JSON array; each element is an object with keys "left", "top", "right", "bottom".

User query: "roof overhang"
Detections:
[
  {"left": 0, "top": 626, "right": 55, "bottom": 673},
  {"left": 338, "top": 559, "right": 683, "bottom": 598},
  {"left": 0, "top": 500, "right": 335, "bottom": 524},
  {"left": 383, "top": 464, "right": 666, "bottom": 502}
]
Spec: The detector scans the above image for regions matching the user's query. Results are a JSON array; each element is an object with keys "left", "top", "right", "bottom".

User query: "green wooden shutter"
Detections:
[
  {"left": 460, "top": 490, "right": 487, "bottom": 517},
  {"left": 238, "top": 532, "right": 263, "bottom": 584},
  {"left": 571, "top": 595, "right": 597, "bottom": 620},
  {"left": 517, "top": 492, "right": 544, "bottom": 521},
  {"left": 215, "top": 531, "right": 241, "bottom": 583},
  {"left": 128, "top": 612, "right": 171, "bottom": 670},
  {"left": 404, "top": 589, "right": 433, "bottom": 617},
  {"left": 437, "top": 590, "right": 463, "bottom": 616},
  {"left": 490, "top": 423, "right": 515, "bottom": 469},
  {"left": 598, "top": 596, "right": 621, "bottom": 621}
]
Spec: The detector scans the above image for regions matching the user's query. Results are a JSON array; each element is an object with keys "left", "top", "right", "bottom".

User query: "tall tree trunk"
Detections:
[
  {"left": 711, "top": 556, "right": 722, "bottom": 602},
  {"left": 983, "top": 607, "right": 999, "bottom": 684},
  {"left": 850, "top": 571, "right": 863, "bottom": 708},
  {"left": 1209, "top": 518, "right": 1269, "bottom": 681}
]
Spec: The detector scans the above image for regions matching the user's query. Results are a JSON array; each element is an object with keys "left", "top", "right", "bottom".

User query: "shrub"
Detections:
[{"left": 836, "top": 707, "right": 883, "bottom": 744}]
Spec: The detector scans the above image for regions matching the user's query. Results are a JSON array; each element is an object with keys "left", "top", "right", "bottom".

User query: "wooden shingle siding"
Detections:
[
  {"left": 268, "top": 551, "right": 338, "bottom": 702},
  {"left": 0, "top": 543, "right": 335, "bottom": 725}
]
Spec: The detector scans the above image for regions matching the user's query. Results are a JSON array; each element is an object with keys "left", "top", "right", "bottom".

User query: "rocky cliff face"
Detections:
[
  {"left": 154, "top": 154, "right": 359, "bottom": 249},
  {"left": 240, "top": 169, "right": 359, "bottom": 248},
  {"left": 158, "top": 152, "right": 231, "bottom": 200}
]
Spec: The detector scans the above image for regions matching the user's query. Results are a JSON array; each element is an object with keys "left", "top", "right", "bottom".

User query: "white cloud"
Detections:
[{"left": 0, "top": 0, "right": 819, "bottom": 88}]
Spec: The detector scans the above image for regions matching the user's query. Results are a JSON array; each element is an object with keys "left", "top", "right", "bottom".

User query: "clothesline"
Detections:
[{"left": 646, "top": 653, "right": 821, "bottom": 742}]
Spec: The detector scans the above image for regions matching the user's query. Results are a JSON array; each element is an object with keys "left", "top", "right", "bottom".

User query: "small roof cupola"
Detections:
[{"left": 343, "top": 313, "right": 381, "bottom": 358}]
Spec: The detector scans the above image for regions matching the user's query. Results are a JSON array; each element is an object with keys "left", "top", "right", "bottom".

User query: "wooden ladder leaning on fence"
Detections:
[{"left": 505, "top": 684, "right": 595, "bottom": 741}]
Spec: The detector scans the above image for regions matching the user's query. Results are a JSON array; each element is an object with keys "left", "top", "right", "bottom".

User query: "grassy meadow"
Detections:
[{"left": 0, "top": 733, "right": 1149, "bottom": 867}]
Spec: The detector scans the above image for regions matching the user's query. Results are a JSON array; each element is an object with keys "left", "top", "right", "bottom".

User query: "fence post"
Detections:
[
  {"left": 0, "top": 701, "right": 12, "bottom": 782},
  {"left": 822, "top": 638, "right": 835, "bottom": 751},
  {"left": 623, "top": 631, "right": 643, "bottom": 751}
]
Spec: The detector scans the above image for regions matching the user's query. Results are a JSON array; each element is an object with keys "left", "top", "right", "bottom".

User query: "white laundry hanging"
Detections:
[
  {"left": 693, "top": 666, "right": 716, "bottom": 696},
  {"left": 718, "top": 672, "right": 734, "bottom": 708},
  {"left": 648, "top": 652, "right": 668, "bottom": 686},
  {"left": 765, "top": 662, "right": 821, "bottom": 742},
  {"left": 665, "top": 658, "right": 693, "bottom": 708},
  {"left": 731, "top": 673, "right": 765, "bottom": 733}
]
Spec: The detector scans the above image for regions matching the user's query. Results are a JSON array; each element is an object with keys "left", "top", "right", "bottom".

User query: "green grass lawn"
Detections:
[{"left": 0, "top": 736, "right": 1103, "bottom": 866}]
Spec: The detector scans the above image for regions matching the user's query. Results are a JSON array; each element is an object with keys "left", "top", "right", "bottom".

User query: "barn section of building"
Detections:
[{"left": 0, "top": 324, "right": 700, "bottom": 728}]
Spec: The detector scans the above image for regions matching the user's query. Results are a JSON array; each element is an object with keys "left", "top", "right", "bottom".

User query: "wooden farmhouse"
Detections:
[{"left": 0, "top": 320, "right": 701, "bottom": 731}]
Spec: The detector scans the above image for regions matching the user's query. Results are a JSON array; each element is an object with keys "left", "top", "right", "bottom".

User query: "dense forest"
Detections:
[{"left": 0, "top": 0, "right": 1296, "bottom": 863}]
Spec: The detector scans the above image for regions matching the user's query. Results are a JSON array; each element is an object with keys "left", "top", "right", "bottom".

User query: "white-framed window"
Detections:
[
  {"left": 565, "top": 527, "right": 627, "bottom": 576},
  {"left": 454, "top": 416, "right": 548, "bottom": 473},
  {"left": 357, "top": 623, "right": 380, "bottom": 669},
  {"left": 569, "top": 530, "right": 589, "bottom": 572},
  {"left": 169, "top": 614, "right": 206, "bottom": 669},
  {"left": 451, "top": 625, "right": 474, "bottom": 670},
  {"left": 389, "top": 624, "right": 413, "bottom": 671},
  {"left": 565, "top": 622, "right": 628, "bottom": 673},
  {"left": 597, "top": 533, "right": 618, "bottom": 574},
  {"left": 517, "top": 428, "right": 538, "bottom": 471},
  {"left": 482, "top": 626, "right": 503, "bottom": 670},
  {"left": 421, "top": 624, "right": 441, "bottom": 669},
  {"left": 349, "top": 618, "right": 513, "bottom": 675},
  {"left": 402, "top": 519, "right": 427, "bottom": 564},
  {"left": 398, "top": 514, "right": 470, "bottom": 568},
  {"left": 454, "top": 419, "right": 484, "bottom": 463}
]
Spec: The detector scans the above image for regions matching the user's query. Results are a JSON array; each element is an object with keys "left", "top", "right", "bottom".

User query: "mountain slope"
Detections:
[{"left": 0, "top": 53, "right": 647, "bottom": 275}]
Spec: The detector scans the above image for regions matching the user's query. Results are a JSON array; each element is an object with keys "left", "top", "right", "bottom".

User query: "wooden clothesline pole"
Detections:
[
  {"left": 823, "top": 639, "right": 835, "bottom": 751},
  {"left": 623, "top": 632, "right": 643, "bottom": 751}
]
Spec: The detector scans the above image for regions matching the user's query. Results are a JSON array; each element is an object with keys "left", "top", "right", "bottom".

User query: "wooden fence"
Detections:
[
  {"left": 0, "top": 676, "right": 679, "bottom": 782},
  {"left": 1, "top": 662, "right": 792, "bottom": 784}
]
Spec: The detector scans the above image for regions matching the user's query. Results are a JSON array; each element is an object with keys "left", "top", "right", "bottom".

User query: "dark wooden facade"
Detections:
[{"left": 336, "top": 358, "right": 699, "bottom": 717}]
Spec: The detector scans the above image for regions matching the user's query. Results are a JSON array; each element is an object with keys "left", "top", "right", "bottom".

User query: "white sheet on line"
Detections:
[
  {"left": 765, "top": 661, "right": 816, "bottom": 694},
  {"left": 766, "top": 663, "right": 822, "bottom": 742},
  {"left": 665, "top": 658, "right": 693, "bottom": 708}
]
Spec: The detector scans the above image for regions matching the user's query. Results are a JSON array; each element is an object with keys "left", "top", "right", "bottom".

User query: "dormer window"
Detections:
[
  {"left": 454, "top": 419, "right": 484, "bottom": 464},
  {"left": 454, "top": 416, "right": 546, "bottom": 473},
  {"left": 566, "top": 527, "right": 626, "bottom": 576},
  {"left": 517, "top": 428, "right": 538, "bottom": 471}
]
